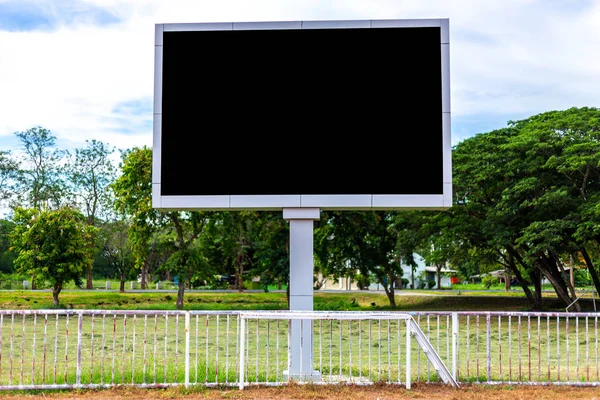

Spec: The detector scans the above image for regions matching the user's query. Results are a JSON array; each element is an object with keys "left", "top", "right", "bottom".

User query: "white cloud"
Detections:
[
  {"left": 0, "top": 0, "right": 599, "bottom": 153},
  {"left": 0, "top": 8, "right": 154, "bottom": 140}
]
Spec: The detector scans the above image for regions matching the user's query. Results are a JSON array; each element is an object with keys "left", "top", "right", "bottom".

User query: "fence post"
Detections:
[
  {"left": 185, "top": 312, "right": 190, "bottom": 387},
  {"left": 452, "top": 313, "right": 458, "bottom": 380},
  {"left": 76, "top": 313, "right": 83, "bottom": 387},
  {"left": 239, "top": 316, "right": 246, "bottom": 390},
  {"left": 405, "top": 319, "right": 411, "bottom": 390},
  {"left": 486, "top": 313, "right": 491, "bottom": 383}
]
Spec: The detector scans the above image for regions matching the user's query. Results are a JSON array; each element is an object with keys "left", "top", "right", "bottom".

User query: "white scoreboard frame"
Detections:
[{"left": 152, "top": 19, "right": 451, "bottom": 211}]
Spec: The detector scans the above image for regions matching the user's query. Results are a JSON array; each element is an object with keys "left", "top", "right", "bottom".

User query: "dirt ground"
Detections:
[{"left": 0, "top": 383, "right": 599, "bottom": 400}]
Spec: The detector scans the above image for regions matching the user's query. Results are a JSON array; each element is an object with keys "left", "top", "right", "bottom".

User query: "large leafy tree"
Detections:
[
  {"left": 200, "top": 211, "right": 260, "bottom": 292},
  {"left": 163, "top": 210, "right": 211, "bottom": 309},
  {"left": 505, "top": 107, "right": 600, "bottom": 308},
  {"left": 111, "top": 146, "right": 161, "bottom": 289},
  {"left": 251, "top": 212, "right": 290, "bottom": 299},
  {"left": 9, "top": 206, "right": 97, "bottom": 307},
  {"left": 316, "top": 211, "right": 401, "bottom": 307},
  {"left": 451, "top": 126, "right": 544, "bottom": 308},
  {"left": 13, "top": 127, "right": 70, "bottom": 290},
  {"left": 449, "top": 107, "right": 600, "bottom": 310},
  {"left": 98, "top": 217, "right": 135, "bottom": 292},
  {"left": 14, "top": 126, "right": 69, "bottom": 209},
  {"left": 0, "top": 219, "right": 16, "bottom": 274},
  {"left": 392, "top": 211, "right": 426, "bottom": 290},
  {"left": 70, "top": 139, "right": 117, "bottom": 289},
  {"left": 222, "top": 211, "right": 258, "bottom": 292},
  {"left": 111, "top": 146, "right": 212, "bottom": 308},
  {"left": 0, "top": 150, "right": 19, "bottom": 208}
]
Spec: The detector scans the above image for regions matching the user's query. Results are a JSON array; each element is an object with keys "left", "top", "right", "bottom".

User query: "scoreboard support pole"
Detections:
[{"left": 283, "top": 207, "right": 321, "bottom": 381}]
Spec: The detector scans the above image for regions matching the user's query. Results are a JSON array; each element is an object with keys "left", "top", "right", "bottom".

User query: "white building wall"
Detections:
[
  {"left": 401, "top": 254, "right": 452, "bottom": 289},
  {"left": 317, "top": 253, "right": 453, "bottom": 291}
]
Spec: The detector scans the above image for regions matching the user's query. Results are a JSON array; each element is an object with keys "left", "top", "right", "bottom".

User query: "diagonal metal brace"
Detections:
[{"left": 409, "top": 319, "right": 460, "bottom": 387}]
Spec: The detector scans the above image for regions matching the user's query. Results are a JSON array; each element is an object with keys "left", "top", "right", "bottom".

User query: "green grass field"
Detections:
[
  {"left": 0, "top": 288, "right": 580, "bottom": 312},
  {"left": 0, "top": 289, "right": 598, "bottom": 388}
]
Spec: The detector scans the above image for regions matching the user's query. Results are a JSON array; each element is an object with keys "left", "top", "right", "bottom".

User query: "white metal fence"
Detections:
[
  {"left": 0, "top": 310, "right": 597, "bottom": 390},
  {"left": 410, "top": 311, "right": 600, "bottom": 386}
]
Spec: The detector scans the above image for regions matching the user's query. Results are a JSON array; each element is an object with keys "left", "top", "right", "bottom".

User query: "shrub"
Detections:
[{"left": 482, "top": 274, "right": 498, "bottom": 289}]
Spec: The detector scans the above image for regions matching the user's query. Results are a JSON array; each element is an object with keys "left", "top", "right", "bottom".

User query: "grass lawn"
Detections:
[
  {"left": 0, "top": 289, "right": 597, "bottom": 390},
  {"left": 0, "top": 288, "right": 589, "bottom": 312}
]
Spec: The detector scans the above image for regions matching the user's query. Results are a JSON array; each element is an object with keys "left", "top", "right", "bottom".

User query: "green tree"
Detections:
[
  {"left": 251, "top": 212, "right": 289, "bottom": 298},
  {"left": 111, "top": 146, "right": 161, "bottom": 289},
  {"left": 393, "top": 211, "right": 429, "bottom": 290},
  {"left": 224, "top": 211, "right": 258, "bottom": 292},
  {"left": 98, "top": 217, "right": 135, "bottom": 292},
  {"left": 9, "top": 206, "right": 97, "bottom": 307},
  {"left": 449, "top": 107, "right": 600, "bottom": 310},
  {"left": 14, "top": 126, "right": 69, "bottom": 209},
  {"left": 70, "top": 139, "right": 117, "bottom": 289},
  {"left": 0, "top": 219, "right": 17, "bottom": 274},
  {"left": 0, "top": 150, "right": 19, "bottom": 207},
  {"left": 111, "top": 146, "right": 211, "bottom": 308},
  {"left": 164, "top": 210, "right": 210, "bottom": 309},
  {"left": 451, "top": 126, "right": 544, "bottom": 308},
  {"left": 316, "top": 211, "right": 401, "bottom": 307},
  {"left": 199, "top": 211, "right": 260, "bottom": 293}
]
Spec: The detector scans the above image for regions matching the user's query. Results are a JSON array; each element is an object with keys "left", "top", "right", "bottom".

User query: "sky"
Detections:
[{"left": 0, "top": 0, "right": 599, "bottom": 157}]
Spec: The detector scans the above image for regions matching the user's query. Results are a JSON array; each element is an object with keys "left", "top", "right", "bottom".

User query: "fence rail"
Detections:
[
  {"left": 0, "top": 310, "right": 597, "bottom": 390},
  {"left": 409, "top": 311, "right": 600, "bottom": 386}
]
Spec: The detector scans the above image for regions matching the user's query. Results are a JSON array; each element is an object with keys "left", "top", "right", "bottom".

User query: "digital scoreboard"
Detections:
[{"left": 153, "top": 19, "right": 451, "bottom": 210}]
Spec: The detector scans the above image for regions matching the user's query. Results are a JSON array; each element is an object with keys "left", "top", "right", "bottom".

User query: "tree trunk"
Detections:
[
  {"left": 570, "top": 254, "right": 575, "bottom": 290},
  {"left": 507, "top": 246, "right": 541, "bottom": 310},
  {"left": 120, "top": 271, "right": 126, "bottom": 293},
  {"left": 382, "top": 272, "right": 397, "bottom": 307},
  {"left": 86, "top": 265, "right": 93, "bottom": 290},
  {"left": 505, "top": 255, "right": 512, "bottom": 292},
  {"left": 531, "top": 267, "right": 544, "bottom": 310},
  {"left": 543, "top": 268, "right": 579, "bottom": 311},
  {"left": 235, "top": 246, "right": 245, "bottom": 292},
  {"left": 436, "top": 265, "right": 442, "bottom": 290},
  {"left": 176, "top": 278, "right": 185, "bottom": 310},
  {"left": 31, "top": 272, "right": 37, "bottom": 290},
  {"left": 554, "top": 253, "right": 577, "bottom": 302},
  {"left": 411, "top": 267, "right": 415, "bottom": 289},
  {"left": 52, "top": 283, "right": 62, "bottom": 308},
  {"left": 141, "top": 260, "right": 149, "bottom": 290},
  {"left": 86, "top": 233, "right": 95, "bottom": 289},
  {"left": 540, "top": 254, "right": 578, "bottom": 310},
  {"left": 385, "top": 290, "right": 397, "bottom": 307},
  {"left": 286, "top": 284, "right": 290, "bottom": 310},
  {"left": 581, "top": 247, "right": 600, "bottom": 297}
]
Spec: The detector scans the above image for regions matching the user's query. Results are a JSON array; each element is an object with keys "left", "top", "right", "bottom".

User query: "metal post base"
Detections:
[{"left": 283, "top": 370, "right": 322, "bottom": 382}]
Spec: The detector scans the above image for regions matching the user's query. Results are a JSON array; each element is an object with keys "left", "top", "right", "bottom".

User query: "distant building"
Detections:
[
  {"left": 400, "top": 253, "right": 457, "bottom": 290},
  {"left": 315, "top": 253, "right": 458, "bottom": 291}
]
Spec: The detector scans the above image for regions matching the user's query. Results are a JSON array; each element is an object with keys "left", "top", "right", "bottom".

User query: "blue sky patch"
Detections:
[
  {"left": 112, "top": 98, "right": 153, "bottom": 117},
  {"left": 0, "top": 133, "right": 25, "bottom": 152},
  {"left": 0, "top": 1, "right": 122, "bottom": 32},
  {"left": 107, "top": 97, "right": 153, "bottom": 134}
]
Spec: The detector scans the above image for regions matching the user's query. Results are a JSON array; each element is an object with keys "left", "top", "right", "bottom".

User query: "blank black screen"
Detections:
[{"left": 160, "top": 26, "right": 443, "bottom": 196}]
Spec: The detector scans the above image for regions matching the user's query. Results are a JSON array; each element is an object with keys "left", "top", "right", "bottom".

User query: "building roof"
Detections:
[{"left": 424, "top": 266, "right": 458, "bottom": 274}]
